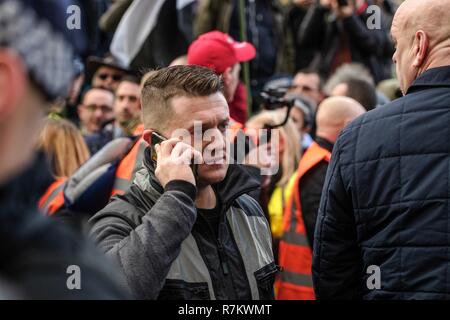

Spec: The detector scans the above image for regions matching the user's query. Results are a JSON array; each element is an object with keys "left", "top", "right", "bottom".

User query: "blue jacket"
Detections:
[{"left": 313, "top": 66, "right": 450, "bottom": 299}]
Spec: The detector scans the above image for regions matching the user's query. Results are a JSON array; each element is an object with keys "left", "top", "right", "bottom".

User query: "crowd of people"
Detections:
[{"left": 1, "top": 0, "right": 450, "bottom": 301}]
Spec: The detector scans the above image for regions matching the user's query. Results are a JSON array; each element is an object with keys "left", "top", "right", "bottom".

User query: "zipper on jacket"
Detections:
[
  {"left": 192, "top": 184, "right": 259, "bottom": 298},
  {"left": 215, "top": 185, "right": 259, "bottom": 279},
  {"left": 196, "top": 209, "right": 230, "bottom": 278},
  {"left": 217, "top": 239, "right": 229, "bottom": 275}
]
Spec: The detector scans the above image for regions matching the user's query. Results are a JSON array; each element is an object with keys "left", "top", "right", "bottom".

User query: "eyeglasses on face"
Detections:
[{"left": 83, "top": 104, "right": 113, "bottom": 113}]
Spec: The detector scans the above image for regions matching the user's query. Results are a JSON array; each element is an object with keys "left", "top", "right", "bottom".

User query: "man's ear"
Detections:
[
  {"left": 412, "top": 30, "right": 429, "bottom": 68},
  {"left": 0, "top": 49, "right": 27, "bottom": 122}
]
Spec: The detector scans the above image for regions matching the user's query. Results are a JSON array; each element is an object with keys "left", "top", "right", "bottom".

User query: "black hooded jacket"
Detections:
[{"left": 89, "top": 149, "right": 276, "bottom": 300}]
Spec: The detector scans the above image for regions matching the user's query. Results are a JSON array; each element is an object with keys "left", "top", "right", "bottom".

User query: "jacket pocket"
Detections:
[
  {"left": 254, "top": 262, "right": 280, "bottom": 300},
  {"left": 157, "top": 279, "right": 211, "bottom": 300}
]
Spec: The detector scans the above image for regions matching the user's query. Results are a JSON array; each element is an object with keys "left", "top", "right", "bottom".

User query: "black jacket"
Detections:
[
  {"left": 300, "top": 137, "right": 333, "bottom": 248},
  {"left": 89, "top": 149, "right": 276, "bottom": 300},
  {"left": 298, "top": 1, "right": 390, "bottom": 82},
  {"left": 0, "top": 153, "right": 126, "bottom": 299},
  {"left": 313, "top": 66, "right": 450, "bottom": 299}
]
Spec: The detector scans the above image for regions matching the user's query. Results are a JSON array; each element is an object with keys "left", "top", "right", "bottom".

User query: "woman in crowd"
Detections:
[
  {"left": 246, "top": 109, "right": 301, "bottom": 259},
  {"left": 38, "top": 117, "right": 90, "bottom": 216}
]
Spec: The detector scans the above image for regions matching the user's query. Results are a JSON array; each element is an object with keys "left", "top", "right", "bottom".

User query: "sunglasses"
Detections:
[{"left": 97, "top": 73, "right": 123, "bottom": 82}]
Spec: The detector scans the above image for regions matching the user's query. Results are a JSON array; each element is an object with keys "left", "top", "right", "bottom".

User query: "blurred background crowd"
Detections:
[
  {"left": 14, "top": 0, "right": 409, "bottom": 300},
  {"left": 43, "top": 0, "right": 404, "bottom": 229}
]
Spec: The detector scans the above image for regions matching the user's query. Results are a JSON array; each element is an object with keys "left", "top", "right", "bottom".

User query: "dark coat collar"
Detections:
[
  {"left": 315, "top": 136, "right": 334, "bottom": 153},
  {"left": 407, "top": 66, "right": 450, "bottom": 94}
]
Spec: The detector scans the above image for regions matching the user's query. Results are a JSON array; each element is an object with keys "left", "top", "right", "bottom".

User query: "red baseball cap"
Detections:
[{"left": 187, "top": 31, "right": 256, "bottom": 74}]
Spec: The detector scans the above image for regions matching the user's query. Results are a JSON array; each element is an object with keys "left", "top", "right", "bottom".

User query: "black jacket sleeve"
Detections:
[
  {"left": 312, "top": 139, "right": 362, "bottom": 300},
  {"left": 299, "top": 161, "right": 329, "bottom": 248},
  {"left": 89, "top": 180, "right": 197, "bottom": 299}
]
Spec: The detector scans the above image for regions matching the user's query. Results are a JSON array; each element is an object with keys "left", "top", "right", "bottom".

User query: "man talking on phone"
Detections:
[{"left": 89, "top": 65, "right": 276, "bottom": 300}]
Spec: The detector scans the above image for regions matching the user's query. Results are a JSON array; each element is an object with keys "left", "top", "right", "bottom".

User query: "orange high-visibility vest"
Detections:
[
  {"left": 229, "top": 120, "right": 244, "bottom": 143},
  {"left": 111, "top": 137, "right": 148, "bottom": 196},
  {"left": 133, "top": 124, "right": 145, "bottom": 136},
  {"left": 276, "top": 142, "right": 331, "bottom": 300},
  {"left": 39, "top": 177, "right": 67, "bottom": 216}
]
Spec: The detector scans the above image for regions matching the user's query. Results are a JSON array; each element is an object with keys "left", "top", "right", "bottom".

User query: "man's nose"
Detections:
[
  {"left": 206, "top": 131, "right": 226, "bottom": 150},
  {"left": 105, "top": 77, "right": 114, "bottom": 88},
  {"left": 94, "top": 108, "right": 104, "bottom": 119}
]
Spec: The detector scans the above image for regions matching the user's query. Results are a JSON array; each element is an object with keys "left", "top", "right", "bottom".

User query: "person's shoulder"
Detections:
[
  {"left": 89, "top": 189, "right": 145, "bottom": 229},
  {"left": 340, "top": 97, "right": 406, "bottom": 140},
  {"left": 85, "top": 129, "right": 113, "bottom": 146},
  {"left": 336, "top": 97, "right": 407, "bottom": 159},
  {"left": 232, "top": 193, "right": 265, "bottom": 218},
  {"left": 4, "top": 212, "right": 126, "bottom": 299}
]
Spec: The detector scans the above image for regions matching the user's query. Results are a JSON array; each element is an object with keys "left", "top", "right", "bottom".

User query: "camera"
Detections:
[{"left": 260, "top": 86, "right": 314, "bottom": 132}]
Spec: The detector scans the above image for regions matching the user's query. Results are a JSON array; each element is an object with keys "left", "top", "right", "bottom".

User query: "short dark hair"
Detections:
[
  {"left": 296, "top": 67, "right": 325, "bottom": 91},
  {"left": 120, "top": 75, "right": 140, "bottom": 86},
  {"left": 141, "top": 65, "right": 224, "bottom": 130},
  {"left": 343, "top": 79, "right": 377, "bottom": 111}
]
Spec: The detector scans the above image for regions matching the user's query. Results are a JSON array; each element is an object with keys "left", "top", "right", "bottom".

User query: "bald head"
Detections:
[
  {"left": 392, "top": 0, "right": 450, "bottom": 94},
  {"left": 394, "top": 0, "right": 450, "bottom": 46},
  {"left": 398, "top": 0, "right": 450, "bottom": 34},
  {"left": 316, "top": 97, "right": 365, "bottom": 143}
]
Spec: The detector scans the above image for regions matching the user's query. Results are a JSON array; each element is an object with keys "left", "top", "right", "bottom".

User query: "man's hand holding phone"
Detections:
[{"left": 154, "top": 138, "right": 202, "bottom": 189}]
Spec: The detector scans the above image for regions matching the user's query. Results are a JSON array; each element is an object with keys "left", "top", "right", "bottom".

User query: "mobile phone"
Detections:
[
  {"left": 337, "top": 0, "right": 348, "bottom": 6},
  {"left": 150, "top": 131, "right": 167, "bottom": 165},
  {"left": 150, "top": 131, "right": 198, "bottom": 180}
]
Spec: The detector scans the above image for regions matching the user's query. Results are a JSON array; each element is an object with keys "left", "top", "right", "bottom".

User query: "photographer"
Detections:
[
  {"left": 89, "top": 65, "right": 276, "bottom": 300},
  {"left": 298, "top": 0, "right": 391, "bottom": 82}
]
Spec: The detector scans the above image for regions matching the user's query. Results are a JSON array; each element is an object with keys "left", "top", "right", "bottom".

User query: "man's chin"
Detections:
[
  {"left": 119, "top": 118, "right": 132, "bottom": 126},
  {"left": 90, "top": 125, "right": 102, "bottom": 133},
  {"left": 197, "top": 163, "right": 228, "bottom": 186}
]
